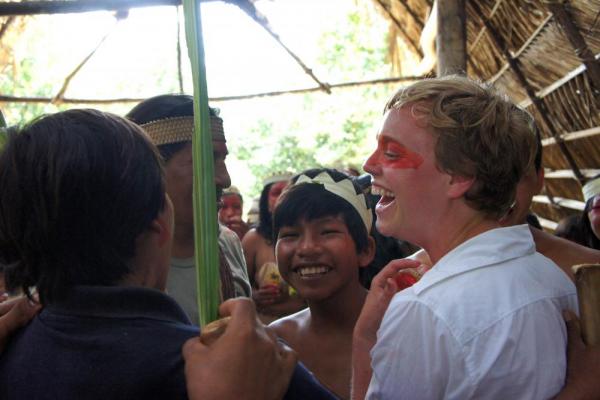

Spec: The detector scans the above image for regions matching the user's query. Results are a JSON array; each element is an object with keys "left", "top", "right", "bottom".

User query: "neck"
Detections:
[
  {"left": 171, "top": 225, "right": 195, "bottom": 258},
  {"left": 307, "top": 281, "right": 367, "bottom": 331},
  {"left": 424, "top": 213, "right": 500, "bottom": 265}
]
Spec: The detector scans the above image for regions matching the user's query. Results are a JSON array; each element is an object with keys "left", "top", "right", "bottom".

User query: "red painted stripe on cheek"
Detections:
[{"left": 383, "top": 141, "right": 424, "bottom": 169}]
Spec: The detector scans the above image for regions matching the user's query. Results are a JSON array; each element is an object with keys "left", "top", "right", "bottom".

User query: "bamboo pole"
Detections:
[
  {"left": 182, "top": 0, "right": 220, "bottom": 327},
  {"left": 572, "top": 264, "right": 600, "bottom": 346}
]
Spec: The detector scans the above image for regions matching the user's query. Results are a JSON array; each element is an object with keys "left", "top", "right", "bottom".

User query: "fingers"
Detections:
[
  {"left": 0, "top": 297, "right": 41, "bottom": 353},
  {"left": 372, "top": 259, "right": 421, "bottom": 288}
]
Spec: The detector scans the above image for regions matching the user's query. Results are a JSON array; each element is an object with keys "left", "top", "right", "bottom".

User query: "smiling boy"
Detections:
[{"left": 270, "top": 168, "right": 376, "bottom": 399}]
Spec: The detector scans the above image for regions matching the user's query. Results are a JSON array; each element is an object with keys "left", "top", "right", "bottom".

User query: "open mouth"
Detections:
[
  {"left": 294, "top": 265, "right": 332, "bottom": 278},
  {"left": 371, "top": 185, "right": 395, "bottom": 206}
]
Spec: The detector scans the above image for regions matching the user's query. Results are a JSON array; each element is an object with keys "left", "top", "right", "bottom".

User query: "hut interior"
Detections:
[{"left": 0, "top": 0, "right": 599, "bottom": 231}]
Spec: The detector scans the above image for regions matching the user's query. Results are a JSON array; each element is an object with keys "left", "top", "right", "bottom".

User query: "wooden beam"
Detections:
[
  {"left": 544, "top": 169, "right": 600, "bottom": 179},
  {"left": 542, "top": 127, "right": 600, "bottom": 146},
  {"left": 230, "top": 0, "right": 331, "bottom": 94},
  {"left": 373, "top": 0, "right": 423, "bottom": 57},
  {"left": 533, "top": 195, "right": 585, "bottom": 211},
  {"left": 519, "top": 53, "right": 600, "bottom": 109},
  {"left": 469, "top": 0, "right": 585, "bottom": 184},
  {"left": 0, "top": 0, "right": 200, "bottom": 16},
  {"left": 176, "top": 5, "right": 184, "bottom": 93},
  {"left": 395, "top": 0, "right": 424, "bottom": 30},
  {"left": 0, "top": 15, "right": 15, "bottom": 40},
  {"left": 0, "top": 75, "right": 427, "bottom": 105},
  {"left": 488, "top": 14, "right": 553, "bottom": 84},
  {"left": 538, "top": 216, "right": 558, "bottom": 230},
  {"left": 547, "top": 2, "right": 600, "bottom": 94},
  {"left": 436, "top": 0, "right": 466, "bottom": 75}
]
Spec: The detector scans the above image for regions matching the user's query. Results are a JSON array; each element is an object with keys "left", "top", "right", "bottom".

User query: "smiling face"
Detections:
[
  {"left": 276, "top": 216, "right": 372, "bottom": 302},
  {"left": 363, "top": 107, "right": 450, "bottom": 244}
]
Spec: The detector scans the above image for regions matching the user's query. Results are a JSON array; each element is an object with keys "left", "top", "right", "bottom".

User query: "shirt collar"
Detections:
[
  {"left": 412, "top": 225, "right": 535, "bottom": 295},
  {"left": 46, "top": 285, "right": 192, "bottom": 325}
]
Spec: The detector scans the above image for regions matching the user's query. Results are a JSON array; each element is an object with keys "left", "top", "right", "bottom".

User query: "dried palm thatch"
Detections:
[{"left": 375, "top": 0, "right": 600, "bottom": 229}]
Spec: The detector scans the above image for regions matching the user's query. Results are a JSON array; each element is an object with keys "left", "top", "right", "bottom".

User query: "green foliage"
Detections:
[{"left": 317, "top": 10, "right": 389, "bottom": 79}]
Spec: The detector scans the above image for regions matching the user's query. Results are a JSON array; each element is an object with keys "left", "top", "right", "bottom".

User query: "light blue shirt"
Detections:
[{"left": 367, "top": 225, "right": 577, "bottom": 400}]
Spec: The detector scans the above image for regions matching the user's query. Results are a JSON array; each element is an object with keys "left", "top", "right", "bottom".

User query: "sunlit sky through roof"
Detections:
[{"left": 4, "top": 0, "right": 393, "bottom": 208}]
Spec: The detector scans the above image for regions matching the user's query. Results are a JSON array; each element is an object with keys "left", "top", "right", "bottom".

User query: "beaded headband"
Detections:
[
  {"left": 294, "top": 172, "right": 373, "bottom": 232},
  {"left": 583, "top": 176, "right": 600, "bottom": 203},
  {"left": 140, "top": 115, "right": 225, "bottom": 146}
]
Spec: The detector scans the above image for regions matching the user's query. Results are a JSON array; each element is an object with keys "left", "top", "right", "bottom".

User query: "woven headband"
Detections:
[
  {"left": 294, "top": 172, "right": 373, "bottom": 232},
  {"left": 140, "top": 116, "right": 225, "bottom": 146},
  {"left": 583, "top": 176, "right": 600, "bottom": 203}
]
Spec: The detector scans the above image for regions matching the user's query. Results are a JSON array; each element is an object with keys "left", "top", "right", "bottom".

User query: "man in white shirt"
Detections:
[{"left": 353, "top": 76, "right": 577, "bottom": 399}]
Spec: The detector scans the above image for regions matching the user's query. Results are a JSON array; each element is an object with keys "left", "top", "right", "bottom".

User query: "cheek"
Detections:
[{"left": 275, "top": 244, "right": 292, "bottom": 275}]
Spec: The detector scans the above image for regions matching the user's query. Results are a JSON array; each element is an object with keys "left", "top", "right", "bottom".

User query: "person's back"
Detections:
[
  {"left": 0, "top": 287, "right": 197, "bottom": 399},
  {"left": 0, "top": 109, "right": 193, "bottom": 399},
  {"left": 373, "top": 226, "right": 576, "bottom": 399}
]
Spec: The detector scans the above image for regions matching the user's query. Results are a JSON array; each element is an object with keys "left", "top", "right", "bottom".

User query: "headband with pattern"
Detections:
[
  {"left": 140, "top": 115, "right": 225, "bottom": 146},
  {"left": 583, "top": 176, "right": 600, "bottom": 203},
  {"left": 294, "top": 172, "right": 373, "bottom": 232}
]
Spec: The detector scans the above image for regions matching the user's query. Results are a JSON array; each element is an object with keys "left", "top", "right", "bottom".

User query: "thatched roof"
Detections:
[
  {"left": 375, "top": 0, "right": 600, "bottom": 229},
  {"left": 0, "top": 0, "right": 599, "bottom": 229}
]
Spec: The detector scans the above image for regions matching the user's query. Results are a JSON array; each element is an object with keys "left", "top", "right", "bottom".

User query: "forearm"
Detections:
[{"left": 351, "top": 334, "right": 375, "bottom": 400}]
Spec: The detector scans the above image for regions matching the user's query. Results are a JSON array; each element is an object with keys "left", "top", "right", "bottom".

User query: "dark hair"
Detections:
[
  {"left": 555, "top": 214, "right": 586, "bottom": 242},
  {"left": 578, "top": 198, "right": 600, "bottom": 250},
  {"left": 256, "top": 182, "right": 276, "bottom": 242},
  {"left": 272, "top": 168, "right": 370, "bottom": 254},
  {"left": 126, "top": 94, "right": 220, "bottom": 162},
  {"left": 0, "top": 109, "right": 165, "bottom": 304}
]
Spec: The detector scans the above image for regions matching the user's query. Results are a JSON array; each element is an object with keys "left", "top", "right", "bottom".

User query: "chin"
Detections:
[{"left": 375, "top": 220, "right": 398, "bottom": 239}]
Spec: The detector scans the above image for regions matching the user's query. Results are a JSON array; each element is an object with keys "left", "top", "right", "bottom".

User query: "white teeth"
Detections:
[
  {"left": 371, "top": 186, "right": 395, "bottom": 198},
  {"left": 297, "top": 266, "right": 330, "bottom": 277}
]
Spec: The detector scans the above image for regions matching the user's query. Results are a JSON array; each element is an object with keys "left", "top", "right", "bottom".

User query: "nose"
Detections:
[
  {"left": 214, "top": 162, "right": 231, "bottom": 189},
  {"left": 297, "top": 232, "right": 321, "bottom": 257},
  {"left": 363, "top": 150, "right": 381, "bottom": 176}
]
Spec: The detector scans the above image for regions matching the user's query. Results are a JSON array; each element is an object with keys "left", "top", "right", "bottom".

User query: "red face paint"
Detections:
[{"left": 372, "top": 136, "right": 424, "bottom": 169}]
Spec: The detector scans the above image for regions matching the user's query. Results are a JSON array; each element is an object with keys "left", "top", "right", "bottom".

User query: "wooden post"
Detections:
[
  {"left": 436, "top": 0, "right": 466, "bottom": 76},
  {"left": 573, "top": 264, "right": 600, "bottom": 346}
]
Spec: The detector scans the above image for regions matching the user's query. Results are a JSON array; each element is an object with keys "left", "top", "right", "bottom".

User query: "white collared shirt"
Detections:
[{"left": 367, "top": 225, "right": 577, "bottom": 400}]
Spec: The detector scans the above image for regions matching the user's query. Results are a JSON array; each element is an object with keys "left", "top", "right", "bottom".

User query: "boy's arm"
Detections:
[{"left": 351, "top": 259, "right": 418, "bottom": 400}]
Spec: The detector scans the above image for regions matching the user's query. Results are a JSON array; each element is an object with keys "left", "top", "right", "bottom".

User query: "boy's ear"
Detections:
[{"left": 358, "top": 236, "right": 376, "bottom": 268}]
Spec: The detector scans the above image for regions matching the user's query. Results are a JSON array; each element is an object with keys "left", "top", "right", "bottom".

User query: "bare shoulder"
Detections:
[
  {"left": 531, "top": 227, "right": 600, "bottom": 280},
  {"left": 242, "top": 228, "right": 260, "bottom": 248},
  {"left": 269, "top": 308, "right": 310, "bottom": 344}
]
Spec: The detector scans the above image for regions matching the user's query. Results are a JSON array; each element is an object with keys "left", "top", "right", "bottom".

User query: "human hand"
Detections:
[
  {"left": 352, "top": 259, "right": 421, "bottom": 400},
  {"left": 0, "top": 296, "right": 41, "bottom": 353},
  {"left": 553, "top": 310, "right": 600, "bottom": 400},
  {"left": 253, "top": 285, "right": 281, "bottom": 307},
  {"left": 183, "top": 298, "right": 297, "bottom": 400},
  {"left": 354, "top": 259, "right": 421, "bottom": 343}
]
